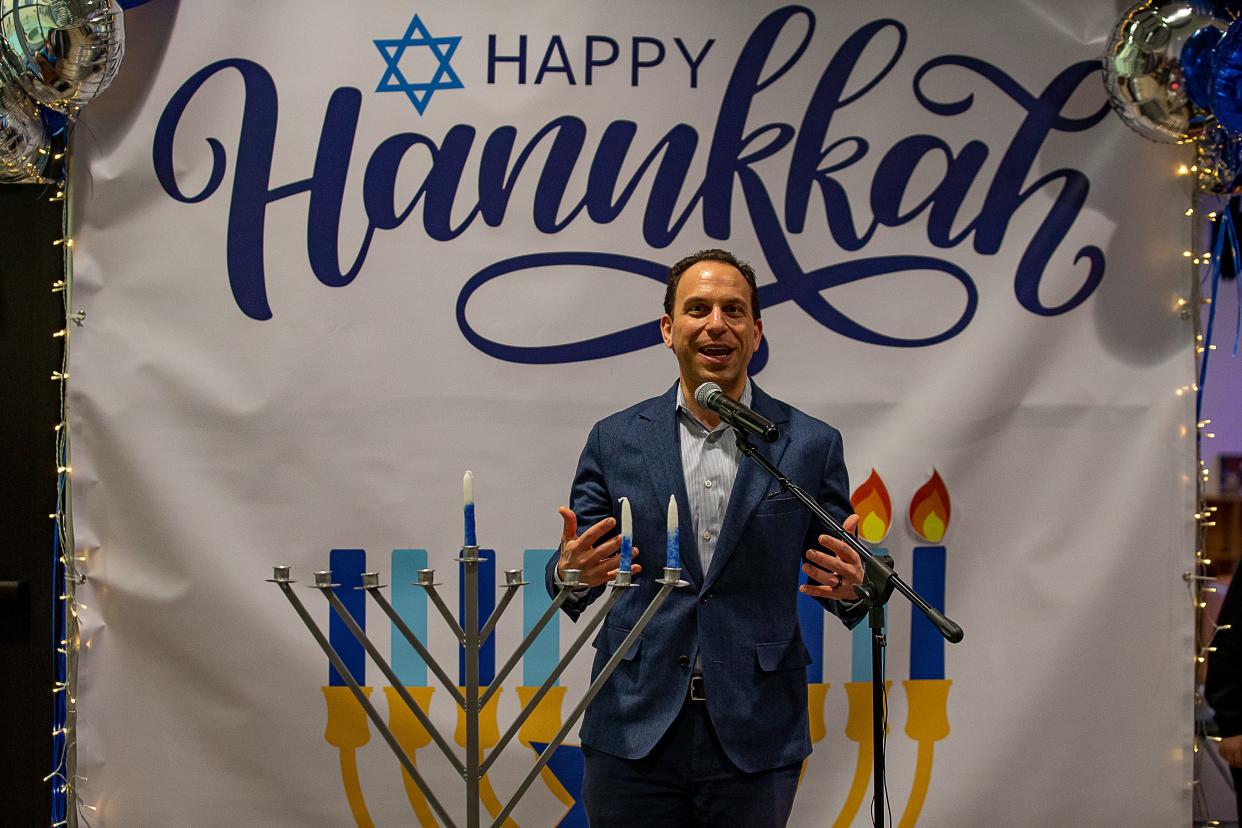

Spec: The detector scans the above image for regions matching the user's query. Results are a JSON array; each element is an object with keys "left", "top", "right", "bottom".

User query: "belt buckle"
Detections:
[{"left": 689, "top": 675, "right": 706, "bottom": 702}]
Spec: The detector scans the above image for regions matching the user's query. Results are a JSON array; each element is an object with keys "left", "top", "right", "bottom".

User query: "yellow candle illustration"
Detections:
[{"left": 322, "top": 686, "right": 374, "bottom": 828}]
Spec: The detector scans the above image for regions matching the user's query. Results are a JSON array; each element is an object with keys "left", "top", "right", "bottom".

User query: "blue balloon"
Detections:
[
  {"left": 1213, "top": 17, "right": 1242, "bottom": 133},
  {"left": 1202, "top": 122, "right": 1242, "bottom": 190},
  {"left": 39, "top": 107, "right": 67, "bottom": 139},
  {"left": 1185, "top": 25, "right": 1225, "bottom": 109}
]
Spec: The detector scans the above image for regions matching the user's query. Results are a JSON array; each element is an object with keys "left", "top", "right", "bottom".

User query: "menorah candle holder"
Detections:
[{"left": 271, "top": 556, "right": 684, "bottom": 828}]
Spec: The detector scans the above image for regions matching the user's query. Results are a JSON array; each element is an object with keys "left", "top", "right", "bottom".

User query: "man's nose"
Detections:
[{"left": 706, "top": 306, "right": 727, "bottom": 331}]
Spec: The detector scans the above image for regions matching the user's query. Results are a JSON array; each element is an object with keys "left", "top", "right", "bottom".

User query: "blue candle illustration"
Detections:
[
  {"left": 665, "top": 495, "right": 680, "bottom": 569},
  {"left": 619, "top": 496, "right": 632, "bottom": 572},
  {"left": 909, "top": 471, "right": 950, "bottom": 680},
  {"left": 848, "top": 469, "right": 892, "bottom": 682},
  {"left": 459, "top": 548, "right": 496, "bottom": 685},
  {"left": 391, "top": 549, "right": 429, "bottom": 686},
  {"left": 463, "top": 470, "right": 477, "bottom": 547},
  {"left": 797, "top": 570, "right": 825, "bottom": 684},
  {"left": 328, "top": 548, "right": 367, "bottom": 686},
  {"left": 522, "top": 549, "right": 560, "bottom": 686}
]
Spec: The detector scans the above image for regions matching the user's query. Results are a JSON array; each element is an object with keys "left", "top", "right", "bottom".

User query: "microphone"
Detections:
[{"left": 694, "top": 382, "right": 779, "bottom": 443}]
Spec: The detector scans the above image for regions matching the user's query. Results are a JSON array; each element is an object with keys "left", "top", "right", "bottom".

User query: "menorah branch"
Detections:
[
  {"left": 480, "top": 586, "right": 572, "bottom": 708},
  {"left": 491, "top": 573, "right": 681, "bottom": 827},
  {"left": 479, "top": 581, "right": 628, "bottom": 777},
  {"left": 421, "top": 570, "right": 465, "bottom": 642},
  {"left": 269, "top": 573, "right": 458, "bottom": 828},
  {"left": 365, "top": 584, "right": 466, "bottom": 709},
  {"left": 319, "top": 583, "right": 466, "bottom": 777},
  {"left": 479, "top": 575, "right": 523, "bottom": 642}
]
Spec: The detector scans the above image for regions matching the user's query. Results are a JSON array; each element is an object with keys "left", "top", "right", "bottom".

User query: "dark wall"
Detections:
[{"left": 0, "top": 181, "right": 65, "bottom": 824}]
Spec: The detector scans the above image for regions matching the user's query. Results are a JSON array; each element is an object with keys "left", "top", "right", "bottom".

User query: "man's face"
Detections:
[{"left": 660, "top": 260, "right": 762, "bottom": 398}]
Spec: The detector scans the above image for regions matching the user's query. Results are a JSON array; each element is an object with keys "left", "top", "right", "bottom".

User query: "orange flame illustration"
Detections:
[
  {"left": 850, "top": 469, "right": 892, "bottom": 544},
  {"left": 908, "top": 470, "right": 951, "bottom": 543}
]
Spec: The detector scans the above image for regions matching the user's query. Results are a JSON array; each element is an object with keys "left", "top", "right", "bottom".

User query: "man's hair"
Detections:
[{"left": 663, "top": 249, "right": 761, "bottom": 321}]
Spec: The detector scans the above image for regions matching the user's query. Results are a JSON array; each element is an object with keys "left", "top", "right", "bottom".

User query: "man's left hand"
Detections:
[{"left": 800, "top": 513, "right": 864, "bottom": 601}]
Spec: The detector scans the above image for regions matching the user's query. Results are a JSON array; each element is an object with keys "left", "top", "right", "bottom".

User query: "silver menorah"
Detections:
[{"left": 269, "top": 545, "right": 687, "bottom": 828}]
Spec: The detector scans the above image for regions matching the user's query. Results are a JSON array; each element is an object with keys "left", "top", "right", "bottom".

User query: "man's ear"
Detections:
[{"left": 660, "top": 314, "right": 673, "bottom": 348}]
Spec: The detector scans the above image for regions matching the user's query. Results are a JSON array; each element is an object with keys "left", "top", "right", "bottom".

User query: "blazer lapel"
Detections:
[
  {"left": 702, "top": 383, "right": 791, "bottom": 592},
  {"left": 638, "top": 384, "right": 703, "bottom": 589}
]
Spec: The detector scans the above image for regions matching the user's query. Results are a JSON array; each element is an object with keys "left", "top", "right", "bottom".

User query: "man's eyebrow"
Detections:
[{"left": 682, "top": 293, "right": 745, "bottom": 303}]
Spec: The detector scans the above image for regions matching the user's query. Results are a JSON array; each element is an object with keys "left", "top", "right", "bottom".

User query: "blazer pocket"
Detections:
[
  {"left": 753, "top": 495, "right": 805, "bottom": 517},
  {"left": 593, "top": 625, "right": 643, "bottom": 661},
  {"left": 755, "top": 638, "right": 812, "bottom": 672}
]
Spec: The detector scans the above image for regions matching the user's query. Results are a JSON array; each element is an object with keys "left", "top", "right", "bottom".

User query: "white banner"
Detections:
[{"left": 71, "top": 2, "right": 1195, "bottom": 825}]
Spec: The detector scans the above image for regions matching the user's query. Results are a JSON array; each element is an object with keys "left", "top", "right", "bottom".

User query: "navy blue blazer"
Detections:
[{"left": 545, "top": 381, "right": 865, "bottom": 773}]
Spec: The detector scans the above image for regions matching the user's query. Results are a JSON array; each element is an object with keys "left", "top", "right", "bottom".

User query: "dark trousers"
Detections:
[{"left": 581, "top": 697, "right": 802, "bottom": 827}]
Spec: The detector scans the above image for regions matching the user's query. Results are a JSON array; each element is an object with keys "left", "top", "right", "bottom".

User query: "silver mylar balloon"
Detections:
[
  {"left": 0, "top": 65, "right": 48, "bottom": 182},
  {"left": 0, "top": 0, "right": 124, "bottom": 114},
  {"left": 1103, "top": 0, "right": 1231, "bottom": 143}
]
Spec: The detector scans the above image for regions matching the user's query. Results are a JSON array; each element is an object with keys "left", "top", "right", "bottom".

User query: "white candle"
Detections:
[
  {"left": 666, "top": 495, "right": 680, "bottom": 569},
  {"left": 463, "top": 470, "right": 476, "bottom": 546},
  {"left": 619, "top": 496, "right": 633, "bottom": 571}
]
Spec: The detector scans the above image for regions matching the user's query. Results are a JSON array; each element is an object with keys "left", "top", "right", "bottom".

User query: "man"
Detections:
[{"left": 545, "top": 249, "right": 866, "bottom": 826}]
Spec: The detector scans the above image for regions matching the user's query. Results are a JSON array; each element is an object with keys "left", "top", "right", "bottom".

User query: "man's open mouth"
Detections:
[{"left": 699, "top": 345, "right": 733, "bottom": 363}]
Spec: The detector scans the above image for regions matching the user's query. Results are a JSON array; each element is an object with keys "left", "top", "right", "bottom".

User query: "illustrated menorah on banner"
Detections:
[{"left": 270, "top": 469, "right": 951, "bottom": 827}]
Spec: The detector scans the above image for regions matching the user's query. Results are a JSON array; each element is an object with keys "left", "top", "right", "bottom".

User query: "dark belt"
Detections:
[{"left": 689, "top": 674, "right": 706, "bottom": 702}]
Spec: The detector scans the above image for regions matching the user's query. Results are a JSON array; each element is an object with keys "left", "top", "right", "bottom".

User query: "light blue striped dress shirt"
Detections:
[{"left": 674, "top": 380, "right": 752, "bottom": 578}]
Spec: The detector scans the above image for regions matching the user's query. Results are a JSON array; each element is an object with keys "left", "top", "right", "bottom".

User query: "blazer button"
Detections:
[{"left": 678, "top": 655, "right": 690, "bottom": 667}]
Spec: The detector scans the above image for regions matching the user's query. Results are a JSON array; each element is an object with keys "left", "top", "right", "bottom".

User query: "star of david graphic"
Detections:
[{"left": 374, "top": 14, "right": 464, "bottom": 114}]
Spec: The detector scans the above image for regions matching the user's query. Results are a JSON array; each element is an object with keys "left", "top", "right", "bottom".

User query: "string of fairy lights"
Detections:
[
  {"left": 1183, "top": 152, "right": 1241, "bottom": 825},
  {"left": 0, "top": 3, "right": 135, "bottom": 823},
  {"left": 38, "top": 129, "right": 97, "bottom": 827}
]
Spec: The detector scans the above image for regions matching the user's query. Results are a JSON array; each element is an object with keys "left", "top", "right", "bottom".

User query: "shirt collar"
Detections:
[{"left": 676, "top": 379, "right": 753, "bottom": 431}]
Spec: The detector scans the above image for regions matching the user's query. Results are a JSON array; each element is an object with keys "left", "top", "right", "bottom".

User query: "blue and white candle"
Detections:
[
  {"left": 666, "top": 495, "right": 680, "bottom": 569},
  {"left": 463, "top": 470, "right": 476, "bottom": 547},
  {"left": 619, "top": 496, "right": 633, "bottom": 572}
]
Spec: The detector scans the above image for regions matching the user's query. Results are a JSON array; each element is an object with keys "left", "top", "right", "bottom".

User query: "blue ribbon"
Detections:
[{"left": 1198, "top": 202, "right": 1240, "bottom": 420}]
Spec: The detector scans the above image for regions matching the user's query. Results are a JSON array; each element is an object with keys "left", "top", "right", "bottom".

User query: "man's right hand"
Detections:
[{"left": 556, "top": 506, "right": 641, "bottom": 587}]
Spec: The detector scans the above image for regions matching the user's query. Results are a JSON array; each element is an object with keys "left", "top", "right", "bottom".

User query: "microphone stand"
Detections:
[
  {"left": 861, "top": 553, "right": 894, "bottom": 828},
  {"left": 733, "top": 430, "right": 962, "bottom": 827}
]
